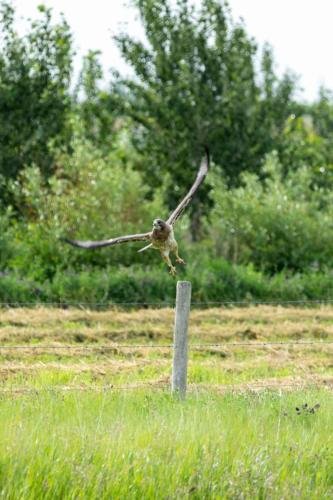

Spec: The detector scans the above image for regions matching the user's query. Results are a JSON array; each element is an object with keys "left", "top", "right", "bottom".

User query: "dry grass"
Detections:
[
  {"left": 1, "top": 304, "right": 333, "bottom": 340},
  {"left": 0, "top": 305, "right": 332, "bottom": 392}
]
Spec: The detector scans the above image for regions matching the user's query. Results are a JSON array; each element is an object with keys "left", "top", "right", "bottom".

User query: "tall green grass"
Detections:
[{"left": 0, "top": 389, "right": 332, "bottom": 498}]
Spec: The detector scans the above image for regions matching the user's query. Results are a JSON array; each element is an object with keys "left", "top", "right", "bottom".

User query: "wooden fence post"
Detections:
[{"left": 172, "top": 281, "right": 191, "bottom": 397}]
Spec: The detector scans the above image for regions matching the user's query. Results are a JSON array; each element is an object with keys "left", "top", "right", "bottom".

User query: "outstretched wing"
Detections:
[
  {"left": 62, "top": 232, "right": 151, "bottom": 249},
  {"left": 167, "top": 147, "right": 210, "bottom": 226}
]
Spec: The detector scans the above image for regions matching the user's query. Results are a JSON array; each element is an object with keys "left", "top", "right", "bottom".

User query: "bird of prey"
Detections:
[{"left": 63, "top": 148, "right": 210, "bottom": 275}]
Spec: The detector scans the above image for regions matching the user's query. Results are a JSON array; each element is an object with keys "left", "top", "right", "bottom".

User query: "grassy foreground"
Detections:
[
  {"left": 0, "top": 305, "right": 332, "bottom": 498},
  {"left": 0, "top": 389, "right": 332, "bottom": 499}
]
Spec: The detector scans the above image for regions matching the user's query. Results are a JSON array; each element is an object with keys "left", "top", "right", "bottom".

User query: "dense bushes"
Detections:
[
  {"left": 1, "top": 141, "right": 333, "bottom": 305},
  {"left": 209, "top": 151, "right": 333, "bottom": 272},
  {"left": 7, "top": 142, "right": 333, "bottom": 280},
  {"left": 0, "top": 261, "right": 332, "bottom": 305},
  {"left": 0, "top": 209, "right": 14, "bottom": 270},
  {"left": 5, "top": 136, "right": 165, "bottom": 280}
]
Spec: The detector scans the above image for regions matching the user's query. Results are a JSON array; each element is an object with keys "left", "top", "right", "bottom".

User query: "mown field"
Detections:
[
  {"left": 0, "top": 305, "right": 332, "bottom": 391},
  {"left": 0, "top": 305, "right": 332, "bottom": 498}
]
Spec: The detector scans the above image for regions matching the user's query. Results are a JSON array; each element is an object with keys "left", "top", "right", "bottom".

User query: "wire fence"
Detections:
[
  {"left": 0, "top": 337, "right": 331, "bottom": 396},
  {"left": 1, "top": 298, "right": 332, "bottom": 396},
  {"left": 2, "top": 298, "right": 333, "bottom": 308},
  {"left": 0, "top": 340, "right": 332, "bottom": 350}
]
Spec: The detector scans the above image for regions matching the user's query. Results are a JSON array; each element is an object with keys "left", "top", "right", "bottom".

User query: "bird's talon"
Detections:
[
  {"left": 169, "top": 267, "right": 177, "bottom": 276},
  {"left": 176, "top": 258, "right": 186, "bottom": 265}
]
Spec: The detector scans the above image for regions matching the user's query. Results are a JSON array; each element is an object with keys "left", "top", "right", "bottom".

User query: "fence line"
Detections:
[
  {"left": 0, "top": 340, "right": 332, "bottom": 351},
  {"left": 0, "top": 344, "right": 174, "bottom": 350},
  {"left": 1, "top": 284, "right": 333, "bottom": 399},
  {"left": 191, "top": 340, "right": 333, "bottom": 347},
  {"left": 0, "top": 301, "right": 174, "bottom": 307},
  {"left": 3, "top": 298, "right": 333, "bottom": 307},
  {"left": 194, "top": 299, "right": 333, "bottom": 305}
]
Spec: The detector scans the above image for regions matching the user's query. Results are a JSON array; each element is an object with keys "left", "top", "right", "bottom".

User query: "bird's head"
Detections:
[{"left": 153, "top": 219, "right": 167, "bottom": 231}]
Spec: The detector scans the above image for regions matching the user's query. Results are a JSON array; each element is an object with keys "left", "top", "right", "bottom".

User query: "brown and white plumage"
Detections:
[
  {"left": 61, "top": 232, "right": 151, "bottom": 249},
  {"left": 63, "top": 148, "right": 210, "bottom": 275},
  {"left": 167, "top": 146, "right": 209, "bottom": 226}
]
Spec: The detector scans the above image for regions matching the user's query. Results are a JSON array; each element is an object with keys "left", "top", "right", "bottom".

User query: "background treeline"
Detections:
[{"left": 1, "top": 0, "right": 333, "bottom": 304}]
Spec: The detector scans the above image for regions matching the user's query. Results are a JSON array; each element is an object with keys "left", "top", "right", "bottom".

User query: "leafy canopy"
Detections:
[{"left": 0, "top": 1, "right": 73, "bottom": 202}]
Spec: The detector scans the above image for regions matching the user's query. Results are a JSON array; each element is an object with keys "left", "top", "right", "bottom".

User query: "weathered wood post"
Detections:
[{"left": 172, "top": 281, "right": 191, "bottom": 397}]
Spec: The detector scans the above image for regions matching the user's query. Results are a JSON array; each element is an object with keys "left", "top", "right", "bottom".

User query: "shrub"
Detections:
[
  {"left": 209, "top": 151, "right": 333, "bottom": 272},
  {"left": 0, "top": 260, "right": 332, "bottom": 306},
  {"left": 0, "top": 209, "right": 14, "bottom": 271},
  {"left": 6, "top": 135, "right": 165, "bottom": 279}
]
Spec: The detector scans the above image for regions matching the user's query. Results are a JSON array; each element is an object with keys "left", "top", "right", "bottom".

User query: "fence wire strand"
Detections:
[
  {"left": 1, "top": 300, "right": 332, "bottom": 396},
  {"left": 0, "top": 340, "right": 332, "bottom": 350},
  {"left": 2, "top": 298, "right": 333, "bottom": 308}
]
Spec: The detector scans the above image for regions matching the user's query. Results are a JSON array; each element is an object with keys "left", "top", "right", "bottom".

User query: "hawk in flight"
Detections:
[{"left": 63, "top": 148, "right": 210, "bottom": 275}]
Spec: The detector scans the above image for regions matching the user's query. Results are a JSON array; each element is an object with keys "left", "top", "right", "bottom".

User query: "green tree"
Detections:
[
  {"left": 113, "top": 0, "right": 296, "bottom": 237},
  {"left": 0, "top": 2, "right": 73, "bottom": 202},
  {"left": 298, "top": 87, "right": 333, "bottom": 186},
  {"left": 75, "top": 50, "right": 116, "bottom": 149},
  {"left": 257, "top": 44, "right": 298, "bottom": 157},
  {"left": 276, "top": 113, "right": 333, "bottom": 190},
  {"left": 306, "top": 87, "right": 333, "bottom": 139}
]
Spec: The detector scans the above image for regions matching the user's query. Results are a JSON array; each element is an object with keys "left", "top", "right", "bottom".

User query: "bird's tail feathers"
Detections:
[{"left": 138, "top": 243, "right": 153, "bottom": 253}]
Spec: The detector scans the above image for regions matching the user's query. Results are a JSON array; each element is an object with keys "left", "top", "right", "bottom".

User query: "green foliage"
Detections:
[
  {"left": 0, "top": 1, "right": 73, "bottom": 201},
  {"left": 303, "top": 86, "right": 333, "bottom": 148},
  {"left": 0, "top": 273, "right": 41, "bottom": 303},
  {"left": 75, "top": 50, "right": 116, "bottom": 148},
  {"left": 1, "top": 0, "right": 333, "bottom": 301},
  {"left": 257, "top": 44, "right": 298, "bottom": 155},
  {"left": 113, "top": 0, "right": 297, "bottom": 236},
  {"left": 1, "top": 259, "right": 333, "bottom": 304},
  {"left": 0, "top": 208, "right": 14, "bottom": 270},
  {"left": 277, "top": 114, "right": 333, "bottom": 180},
  {"left": 209, "top": 151, "right": 333, "bottom": 272},
  {"left": 2, "top": 133, "right": 333, "bottom": 301},
  {"left": 5, "top": 133, "right": 165, "bottom": 280}
]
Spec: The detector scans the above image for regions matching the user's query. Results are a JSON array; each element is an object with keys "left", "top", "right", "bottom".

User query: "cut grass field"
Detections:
[
  {"left": 0, "top": 305, "right": 332, "bottom": 391},
  {"left": 0, "top": 305, "right": 332, "bottom": 498}
]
